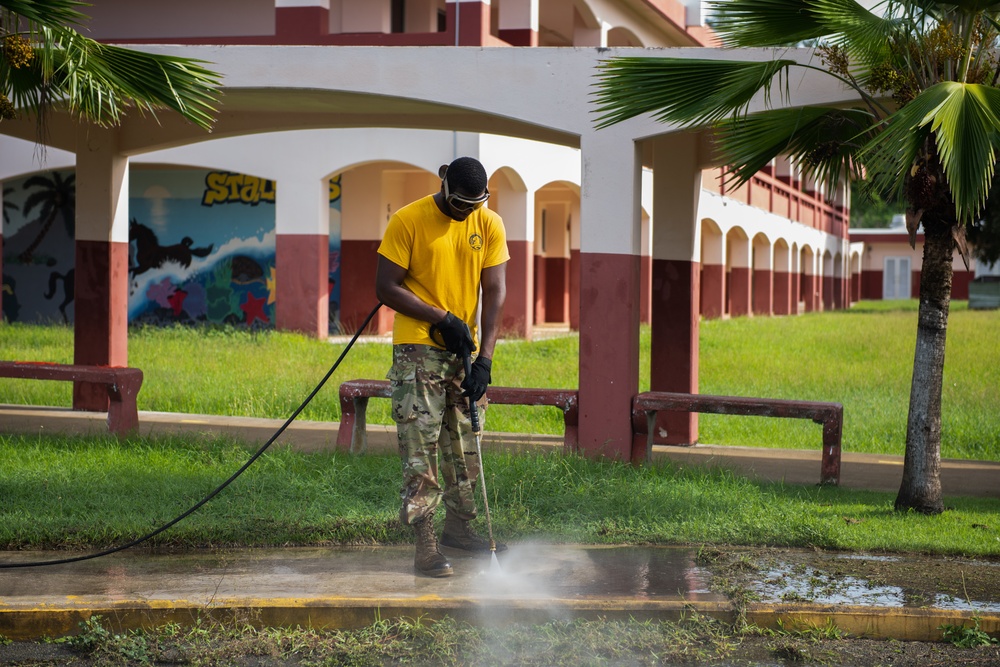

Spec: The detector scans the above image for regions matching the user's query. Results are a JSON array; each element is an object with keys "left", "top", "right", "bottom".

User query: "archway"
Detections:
[
  {"left": 700, "top": 218, "right": 725, "bottom": 318},
  {"left": 726, "top": 227, "right": 751, "bottom": 317}
]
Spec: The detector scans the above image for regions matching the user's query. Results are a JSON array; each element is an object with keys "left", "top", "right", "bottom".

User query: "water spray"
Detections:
[{"left": 464, "top": 354, "right": 501, "bottom": 573}]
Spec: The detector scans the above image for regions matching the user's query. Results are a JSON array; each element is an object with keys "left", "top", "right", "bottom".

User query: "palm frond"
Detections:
[
  {"left": 0, "top": 0, "right": 88, "bottom": 28},
  {"left": 2, "top": 4, "right": 221, "bottom": 131},
  {"left": 5, "top": 24, "right": 221, "bottom": 130},
  {"left": 706, "top": 0, "right": 830, "bottom": 47},
  {"left": 929, "top": 82, "right": 1000, "bottom": 221},
  {"left": 718, "top": 106, "right": 873, "bottom": 191},
  {"left": 593, "top": 57, "right": 797, "bottom": 129},
  {"left": 862, "top": 81, "right": 1000, "bottom": 222},
  {"left": 812, "top": 0, "right": 899, "bottom": 65}
]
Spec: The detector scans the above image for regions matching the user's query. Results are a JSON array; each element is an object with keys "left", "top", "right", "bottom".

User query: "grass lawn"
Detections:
[
  {"left": 2, "top": 433, "right": 999, "bottom": 556},
  {"left": 0, "top": 299, "right": 996, "bottom": 460}
]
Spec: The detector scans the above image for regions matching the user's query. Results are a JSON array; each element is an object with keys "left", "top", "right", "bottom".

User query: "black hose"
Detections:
[{"left": 0, "top": 302, "right": 383, "bottom": 569}]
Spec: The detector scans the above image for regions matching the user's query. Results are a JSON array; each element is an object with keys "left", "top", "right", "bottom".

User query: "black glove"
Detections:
[
  {"left": 432, "top": 312, "right": 474, "bottom": 357},
  {"left": 461, "top": 356, "right": 492, "bottom": 402}
]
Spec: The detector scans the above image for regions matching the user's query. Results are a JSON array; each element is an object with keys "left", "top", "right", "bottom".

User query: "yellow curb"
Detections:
[
  {"left": 0, "top": 599, "right": 734, "bottom": 640},
  {"left": 747, "top": 603, "right": 1000, "bottom": 641}
]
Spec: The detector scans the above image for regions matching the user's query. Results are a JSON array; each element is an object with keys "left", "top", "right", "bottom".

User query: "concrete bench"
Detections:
[
  {"left": 337, "top": 378, "right": 578, "bottom": 454},
  {"left": 632, "top": 391, "right": 843, "bottom": 485},
  {"left": 0, "top": 362, "right": 143, "bottom": 437}
]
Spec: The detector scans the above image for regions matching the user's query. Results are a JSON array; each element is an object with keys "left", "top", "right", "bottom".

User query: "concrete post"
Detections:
[
  {"left": 649, "top": 133, "right": 701, "bottom": 446},
  {"left": 275, "top": 173, "right": 330, "bottom": 338},
  {"left": 73, "top": 124, "right": 130, "bottom": 410},
  {"left": 578, "top": 128, "right": 641, "bottom": 461}
]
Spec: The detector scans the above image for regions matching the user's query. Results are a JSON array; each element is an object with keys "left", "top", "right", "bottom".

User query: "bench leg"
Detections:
[
  {"left": 337, "top": 395, "right": 356, "bottom": 451},
  {"left": 562, "top": 403, "right": 579, "bottom": 454},
  {"left": 106, "top": 377, "right": 141, "bottom": 437},
  {"left": 350, "top": 397, "right": 370, "bottom": 455},
  {"left": 820, "top": 416, "right": 842, "bottom": 485}
]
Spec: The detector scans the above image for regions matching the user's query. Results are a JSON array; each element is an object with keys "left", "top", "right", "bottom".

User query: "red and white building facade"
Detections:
[{"left": 0, "top": 0, "right": 861, "bottom": 457}]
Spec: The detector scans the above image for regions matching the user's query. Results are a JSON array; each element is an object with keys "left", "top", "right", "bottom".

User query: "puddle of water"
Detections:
[
  {"left": 751, "top": 562, "right": 1000, "bottom": 611},
  {"left": 755, "top": 564, "right": 904, "bottom": 607}
]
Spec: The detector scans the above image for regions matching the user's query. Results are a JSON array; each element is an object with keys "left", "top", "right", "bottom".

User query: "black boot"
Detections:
[
  {"left": 412, "top": 513, "right": 453, "bottom": 577},
  {"left": 440, "top": 510, "right": 507, "bottom": 553}
]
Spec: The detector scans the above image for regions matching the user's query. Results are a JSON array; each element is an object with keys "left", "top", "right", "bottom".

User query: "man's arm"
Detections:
[
  {"left": 477, "top": 262, "right": 507, "bottom": 360},
  {"left": 375, "top": 255, "right": 448, "bottom": 324}
]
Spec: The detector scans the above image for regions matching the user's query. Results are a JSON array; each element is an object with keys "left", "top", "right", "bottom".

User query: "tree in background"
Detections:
[
  {"left": 1, "top": 0, "right": 219, "bottom": 131},
  {"left": 595, "top": 0, "right": 1000, "bottom": 514}
]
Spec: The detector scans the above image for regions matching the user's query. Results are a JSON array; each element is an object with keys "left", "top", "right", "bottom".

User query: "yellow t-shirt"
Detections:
[{"left": 377, "top": 195, "right": 510, "bottom": 350}]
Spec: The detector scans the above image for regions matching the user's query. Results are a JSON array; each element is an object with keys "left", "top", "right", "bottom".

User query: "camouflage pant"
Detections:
[{"left": 389, "top": 344, "right": 487, "bottom": 526}]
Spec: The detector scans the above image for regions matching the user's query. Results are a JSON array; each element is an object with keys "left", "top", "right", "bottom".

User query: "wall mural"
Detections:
[
  {"left": 1, "top": 169, "right": 343, "bottom": 330},
  {"left": 2, "top": 170, "right": 77, "bottom": 324}
]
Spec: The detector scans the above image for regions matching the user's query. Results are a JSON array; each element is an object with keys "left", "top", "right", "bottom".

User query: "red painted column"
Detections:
[
  {"left": 448, "top": 0, "right": 490, "bottom": 45},
  {"left": 502, "top": 239, "right": 532, "bottom": 338},
  {"left": 579, "top": 251, "right": 641, "bottom": 458},
  {"left": 802, "top": 273, "right": 817, "bottom": 312},
  {"left": 569, "top": 248, "right": 580, "bottom": 330},
  {"left": 700, "top": 263, "right": 725, "bottom": 318},
  {"left": 340, "top": 239, "right": 386, "bottom": 334},
  {"left": 752, "top": 268, "right": 773, "bottom": 316},
  {"left": 729, "top": 267, "right": 752, "bottom": 316},
  {"left": 275, "top": 5, "right": 329, "bottom": 42},
  {"left": 791, "top": 267, "right": 801, "bottom": 313},
  {"left": 73, "top": 241, "right": 130, "bottom": 409},
  {"left": 773, "top": 271, "right": 792, "bottom": 315},
  {"left": 823, "top": 274, "right": 834, "bottom": 310},
  {"left": 651, "top": 259, "right": 700, "bottom": 444},
  {"left": 544, "top": 256, "right": 569, "bottom": 323},
  {"left": 533, "top": 253, "right": 546, "bottom": 324},
  {"left": 276, "top": 234, "right": 329, "bottom": 336},
  {"left": 72, "top": 126, "right": 130, "bottom": 411},
  {"left": 639, "top": 254, "right": 652, "bottom": 324}
]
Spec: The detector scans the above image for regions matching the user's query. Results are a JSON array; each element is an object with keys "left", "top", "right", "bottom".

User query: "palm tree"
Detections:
[
  {"left": 1, "top": 0, "right": 220, "bottom": 130},
  {"left": 593, "top": 0, "right": 1000, "bottom": 514},
  {"left": 18, "top": 171, "right": 74, "bottom": 263},
  {"left": 2, "top": 186, "right": 17, "bottom": 225}
]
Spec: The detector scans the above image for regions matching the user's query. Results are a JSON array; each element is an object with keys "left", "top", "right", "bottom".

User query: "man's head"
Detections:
[{"left": 438, "top": 157, "right": 489, "bottom": 220}]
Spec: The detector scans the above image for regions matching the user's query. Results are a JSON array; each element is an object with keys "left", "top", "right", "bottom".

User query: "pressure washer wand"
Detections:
[{"left": 464, "top": 354, "right": 496, "bottom": 554}]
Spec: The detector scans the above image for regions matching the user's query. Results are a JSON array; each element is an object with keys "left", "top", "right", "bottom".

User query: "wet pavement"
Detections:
[
  {"left": 2, "top": 544, "right": 1000, "bottom": 642},
  {"left": 0, "top": 545, "right": 729, "bottom": 639}
]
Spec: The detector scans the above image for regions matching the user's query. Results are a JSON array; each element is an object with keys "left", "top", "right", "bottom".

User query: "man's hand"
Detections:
[
  {"left": 433, "top": 312, "right": 474, "bottom": 357},
  {"left": 461, "top": 357, "right": 492, "bottom": 402}
]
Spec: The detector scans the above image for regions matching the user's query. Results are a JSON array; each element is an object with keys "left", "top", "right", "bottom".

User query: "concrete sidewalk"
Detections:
[{"left": 3, "top": 544, "right": 999, "bottom": 643}]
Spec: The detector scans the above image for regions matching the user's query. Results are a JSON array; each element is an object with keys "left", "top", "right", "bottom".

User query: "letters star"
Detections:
[{"left": 240, "top": 292, "right": 270, "bottom": 326}]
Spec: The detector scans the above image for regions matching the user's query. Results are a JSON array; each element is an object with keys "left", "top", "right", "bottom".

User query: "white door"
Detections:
[{"left": 883, "top": 256, "right": 911, "bottom": 299}]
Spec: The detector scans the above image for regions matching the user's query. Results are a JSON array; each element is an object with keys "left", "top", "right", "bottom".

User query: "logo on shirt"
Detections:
[{"left": 469, "top": 234, "right": 484, "bottom": 251}]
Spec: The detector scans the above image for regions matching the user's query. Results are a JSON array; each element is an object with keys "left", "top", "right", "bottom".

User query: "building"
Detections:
[{"left": 0, "top": 0, "right": 857, "bottom": 454}]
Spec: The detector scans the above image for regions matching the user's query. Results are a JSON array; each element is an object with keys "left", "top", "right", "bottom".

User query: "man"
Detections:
[{"left": 375, "top": 156, "right": 509, "bottom": 577}]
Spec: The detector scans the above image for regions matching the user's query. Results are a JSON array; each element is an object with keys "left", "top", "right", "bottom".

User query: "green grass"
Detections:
[
  {"left": 2, "top": 433, "right": 999, "bottom": 555},
  {"left": 0, "top": 299, "right": 998, "bottom": 460}
]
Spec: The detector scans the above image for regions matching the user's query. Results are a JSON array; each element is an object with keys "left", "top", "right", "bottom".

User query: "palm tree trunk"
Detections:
[{"left": 894, "top": 225, "right": 953, "bottom": 514}]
